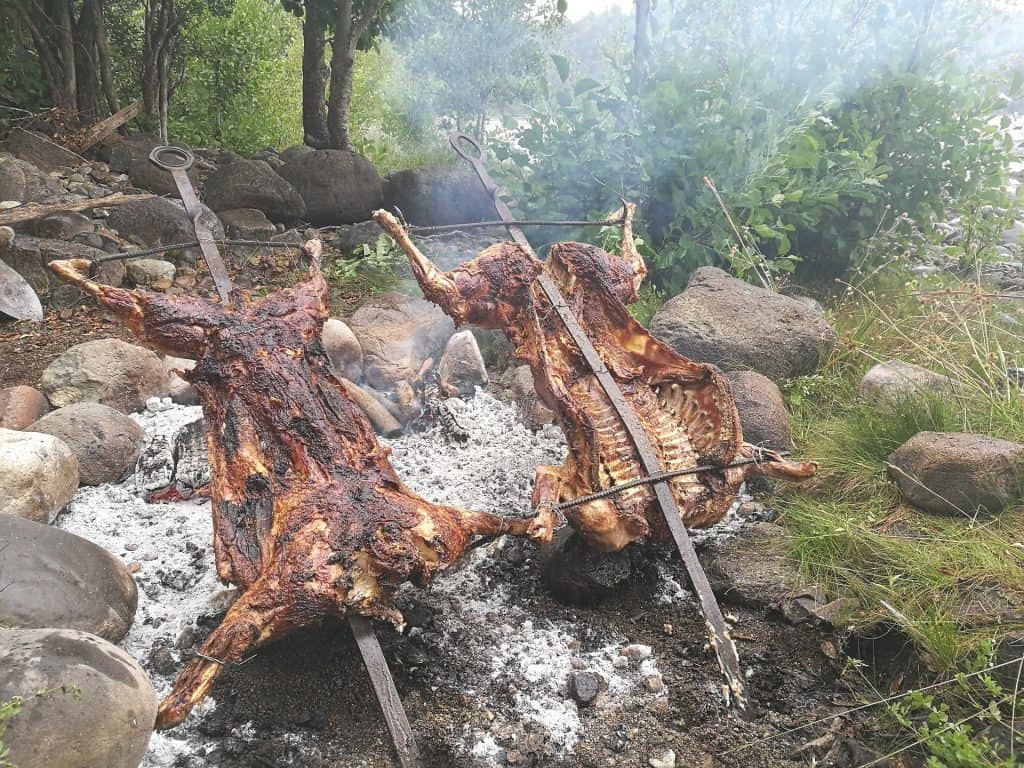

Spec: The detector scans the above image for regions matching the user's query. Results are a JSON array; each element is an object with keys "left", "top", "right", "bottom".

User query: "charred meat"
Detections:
[
  {"left": 49, "top": 252, "right": 540, "bottom": 729},
  {"left": 374, "top": 207, "right": 816, "bottom": 553}
]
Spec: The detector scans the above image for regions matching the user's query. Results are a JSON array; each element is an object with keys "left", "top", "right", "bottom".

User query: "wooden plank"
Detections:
[
  {"left": 349, "top": 615, "right": 424, "bottom": 768},
  {"left": 0, "top": 193, "right": 155, "bottom": 226},
  {"left": 70, "top": 100, "right": 141, "bottom": 152}
]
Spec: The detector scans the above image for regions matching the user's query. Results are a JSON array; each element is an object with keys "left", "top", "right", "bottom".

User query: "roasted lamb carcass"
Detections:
[
  {"left": 374, "top": 207, "right": 816, "bottom": 553},
  {"left": 49, "top": 251, "right": 541, "bottom": 729}
]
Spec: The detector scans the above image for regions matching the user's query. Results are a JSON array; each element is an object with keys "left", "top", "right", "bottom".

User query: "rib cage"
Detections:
[{"left": 374, "top": 207, "right": 817, "bottom": 552}]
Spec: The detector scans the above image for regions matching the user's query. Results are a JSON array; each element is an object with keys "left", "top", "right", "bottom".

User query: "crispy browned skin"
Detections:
[
  {"left": 375, "top": 207, "right": 817, "bottom": 553},
  {"left": 49, "top": 253, "right": 537, "bottom": 729}
]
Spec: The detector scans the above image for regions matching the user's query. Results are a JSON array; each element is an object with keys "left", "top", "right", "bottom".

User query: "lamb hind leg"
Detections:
[{"left": 155, "top": 584, "right": 291, "bottom": 729}]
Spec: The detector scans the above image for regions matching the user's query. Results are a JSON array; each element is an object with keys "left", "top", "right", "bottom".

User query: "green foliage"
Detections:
[
  {"left": 495, "top": 0, "right": 1022, "bottom": 292},
  {"left": 349, "top": 42, "right": 451, "bottom": 172},
  {"left": 0, "top": 686, "right": 82, "bottom": 768},
  {"left": 169, "top": 0, "right": 303, "bottom": 152},
  {"left": 391, "top": 0, "right": 564, "bottom": 136},
  {"left": 322, "top": 233, "right": 405, "bottom": 294},
  {"left": 0, "top": 695, "right": 23, "bottom": 768},
  {"left": 886, "top": 648, "right": 1024, "bottom": 767}
]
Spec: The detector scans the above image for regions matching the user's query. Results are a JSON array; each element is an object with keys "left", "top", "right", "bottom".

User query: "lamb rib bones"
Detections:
[{"left": 48, "top": 252, "right": 543, "bottom": 732}]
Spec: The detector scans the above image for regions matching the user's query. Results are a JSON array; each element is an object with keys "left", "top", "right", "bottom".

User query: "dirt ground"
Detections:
[{"left": 167, "top": 541, "right": 892, "bottom": 768}]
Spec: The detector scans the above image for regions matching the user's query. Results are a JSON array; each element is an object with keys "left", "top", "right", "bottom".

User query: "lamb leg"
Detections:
[
  {"left": 156, "top": 584, "right": 288, "bottom": 729},
  {"left": 372, "top": 210, "right": 469, "bottom": 318}
]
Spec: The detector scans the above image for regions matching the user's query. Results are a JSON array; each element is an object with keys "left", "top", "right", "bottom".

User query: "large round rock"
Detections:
[
  {"left": 26, "top": 402, "right": 145, "bottom": 486},
  {"left": 39, "top": 338, "right": 168, "bottom": 414},
  {"left": 0, "top": 385, "right": 49, "bottom": 430},
  {"left": 346, "top": 293, "right": 454, "bottom": 390},
  {"left": 0, "top": 235, "right": 121, "bottom": 295},
  {"left": 106, "top": 197, "right": 224, "bottom": 249},
  {"left": 725, "top": 370, "right": 793, "bottom": 450},
  {"left": 438, "top": 329, "right": 488, "bottom": 397},
  {"left": 651, "top": 267, "right": 837, "bottom": 381},
  {"left": 0, "top": 155, "right": 62, "bottom": 203},
  {"left": 0, "top": 516, "right": 137, "bottom": 641},
  {"left": 204, "top": 159, "right": 306, "bottom": 220},
  {"left": 382, "top": 166, "right": 494, "bottom": 226},
  {"left": 859, "top": 359, "right": 959, "bottom": 404},
  {"left": 321, "top": 318, "right": 364, "bottom": 382},
  {"left": 888, "top": 432, "right": 1024, "bottom": 516},
  {"left": 0, "top": 428, "right": 78, "bottom": 523},
  {"left": 0, "top": 628, "right": 156, "bottom": 768},
  {"left": 277, "top": 149, "right": 382, "bottom": 225}
]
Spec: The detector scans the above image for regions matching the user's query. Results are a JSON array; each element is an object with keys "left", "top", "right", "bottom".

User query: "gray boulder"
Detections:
[
  {"left": 128, "top": 154, "right": 198, "bottom": 197},
  {"left": 0, "top": 155, "right": 62, "bottom": 203},
  {"left": 0, "top": 385, "right": 49, "bottom": 430},
  {"left": 219, "top": 207, "right": 277, "bottom": 239},
  {"left": 859, "top": 360, "right": 959, "bottom": 404},
  {"left": 438, "top": 330, "right": 488, "bottom": 397},
  {"left": 0, "top": 628, "right": 156, "bottom": 768},
  {"left": 0, "top": 516, "right": 137, "bottom": 641},
  {"left": 204, "top": 159, "right": 306, "bottom": 220},
  {"left": 278, "top": 149, "right": 382, "bottom": 225},
  {"left": 0, "top": 428, "right": 78, "bottom": 523},
  {"left": 5, "top": 128, "right": 81, "bottom": 172},
  {"left": 163, "top": 355, "right": 198, "bottom": 405},
  {"left": 126, "top": 257, "right": 175, "bottom": 288},
  {"left": 651, "top": 267, "right": 837, "bottom": 381},
  {"left": 106, "top": 133, "right": 161, "bottom": 173},
  {"left": 39, "top": 338, "right": 168, "bottom": 413},
  {"left": 346, "top": 292, "right": 454, "bottom": 390},
  {"left": 0, "top": 235, "right": 121, "bottom": 295},
  {"left": 703, "top": 522, "right": 829, "bottom": 624},
  {"left": 332, "top": 220, "right": 384, "bottom": 258},
  {"left": 726, "top": 370, "right": 793, "bottom": 451},
  {"left": 34, "top": 210, "right": 94, "bottom": 240},
  {"left": 27, "top": 402, "right": 145, "bottom": 486},
  {"left": 321, "top": 318, "right": 363, "bottom": 382},
  {"left": 888, "top": 432, "right": 1024, "bottom": 516},
  {"left": 279, "top": 144, "right": 314, "bottom": 164},
  {"left": 382, "top": 166, "right": 494, "bottom": 226},
  {"left": 106, "top": 197, "right": 224, "bottom": 250}
]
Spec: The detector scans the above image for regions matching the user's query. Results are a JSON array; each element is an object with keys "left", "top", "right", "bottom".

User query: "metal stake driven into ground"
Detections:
[
  {"left": 447, "top": 132, "right": 749, "bottom": 711},
  {"left": 149, "top": 145, "right": 425, "bottom": 768}
]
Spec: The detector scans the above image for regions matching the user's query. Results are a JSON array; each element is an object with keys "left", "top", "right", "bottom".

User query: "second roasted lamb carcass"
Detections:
[
  {"left": 49, "top": 251, "right": 541, "bottom": 729},
  {"left": 374, "top": 207, "right": 816, "bottom": 553}
]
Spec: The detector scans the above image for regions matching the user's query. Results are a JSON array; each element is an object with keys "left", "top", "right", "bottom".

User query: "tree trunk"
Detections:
[
  {"left": 632, "top": 0, "right": 650, "bottom": 91},
  {"left": 74, "top": 0, "right": 102, "bottom": 121},
  {"left": 301, "top": 12, "right": 330, "bottom": 148},
  {"left": 92, "top": 0, "right": 121, "bottom": 114},
  {"left": 53, "top": 0, "right": 77, "bottom": 111},
  {"left": 326, "top": 0, "right": 355, "bottom": 151}
]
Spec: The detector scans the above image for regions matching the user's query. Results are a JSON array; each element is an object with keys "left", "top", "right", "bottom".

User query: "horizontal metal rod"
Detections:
[
  {"left": 89, "top": 239, "right": 304, "bottom": 265},
  {"left": 554, "top": 451, "right": 790, "bottom": 511},
  {"left": 408, "top": 215, "right": 625, "bottom": 234}
]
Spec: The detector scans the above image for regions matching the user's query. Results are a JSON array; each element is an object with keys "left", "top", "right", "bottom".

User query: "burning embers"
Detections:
[
  {"left": 373, "top": 205, "right": 816, "bottom": 553},
  {"left": 48, "top": 252, "right": 544, "bottom": 729}
]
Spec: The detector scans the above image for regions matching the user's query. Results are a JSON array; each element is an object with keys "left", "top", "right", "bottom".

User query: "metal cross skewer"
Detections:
[
  {"left": 150, "top": 145, "right": 424, "bottom": 768},
  {"left": 448, "top": 132, "right": 749, "bottom": 711}
]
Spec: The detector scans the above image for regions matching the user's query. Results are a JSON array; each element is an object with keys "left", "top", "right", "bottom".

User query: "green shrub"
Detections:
[
  {"left": 494, "top": 0, "right": 1021, "bottom": 293},
  {"left": 169, "top": 0, "right": 303, "bottom": 154}
]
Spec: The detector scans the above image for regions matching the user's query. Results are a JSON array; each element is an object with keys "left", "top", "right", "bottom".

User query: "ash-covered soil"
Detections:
[{"left": 58, "top": 392, "right": 879, "bottom": 768}]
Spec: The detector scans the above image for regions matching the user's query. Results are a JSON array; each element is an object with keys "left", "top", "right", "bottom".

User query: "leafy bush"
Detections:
[
  {"left": 494, "top": 0, "right": 1022, "bottom": 293},
  {"left": 169, "top": 0, "right": 303, "bottom": 153}
]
